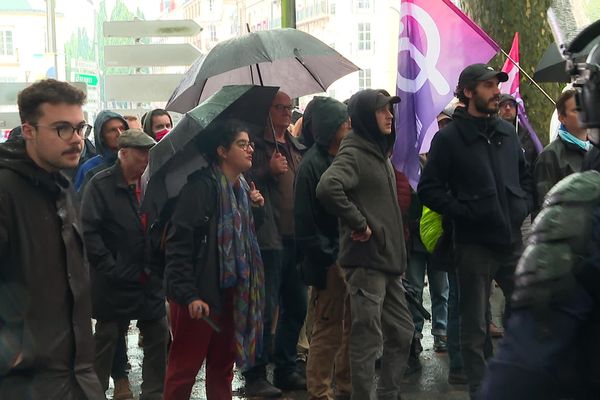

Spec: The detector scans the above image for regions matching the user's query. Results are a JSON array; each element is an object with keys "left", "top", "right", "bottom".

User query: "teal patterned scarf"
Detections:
[{"left": 212, "top": 165, "right": 265, "bottom": 368}]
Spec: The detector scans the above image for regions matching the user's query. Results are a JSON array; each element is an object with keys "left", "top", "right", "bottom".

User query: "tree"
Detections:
[{"left": 459, "top": 0, "right": 563, "bottom": 145}]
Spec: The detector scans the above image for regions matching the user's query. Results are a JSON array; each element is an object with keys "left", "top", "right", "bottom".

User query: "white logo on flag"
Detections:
[{"left": 396, "top": 3, "right": 450, "bottom": 96}]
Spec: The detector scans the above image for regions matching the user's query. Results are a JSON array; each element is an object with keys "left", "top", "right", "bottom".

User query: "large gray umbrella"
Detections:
[
  {"left": 165, "top": 28, "right": 359, "bottom": 113},
  {"left": 533, "top": 37, "right": 600, "bottom": 83}
]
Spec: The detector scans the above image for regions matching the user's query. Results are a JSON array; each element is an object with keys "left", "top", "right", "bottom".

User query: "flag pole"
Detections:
[{"left": 500, "top": 48, "right": 556, "bottom": 105}]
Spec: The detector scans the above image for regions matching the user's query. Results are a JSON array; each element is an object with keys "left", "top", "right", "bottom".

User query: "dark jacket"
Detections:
[
  {"left": 534, "top": 135, "right": 586, "bottom": 209},
  {"left": 516, "top": 122, "right": 538, "bottom": 174},
  {"left": 164, "top": 169, "right": 265, "bottom": 312},
  {"left": 583, "top": 145, "right": 600, "bottom": 172},
  {"left": 294, "top": 97, "right": 348, "bottom": 288},
  {"left": 74, "top": 111, "right": 128, "bottom": 192},
  {"left": 316, "top": 89, "right": 407, "bottom": 274},
  {"left": 418, "top": 107, "right": 533, "bottom": 247},
  {"left": 0, "top": 139, "right": 104, "bottom": 399},
  {"left": 248, "top": 129, "right": 306, "bottom": 249},
  {"left": 81, "top": 161, "right": 165, "bottom": 321}
]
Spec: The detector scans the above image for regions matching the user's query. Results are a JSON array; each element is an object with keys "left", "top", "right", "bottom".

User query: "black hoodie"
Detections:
[
  {"left": 347, "top": 88, "right": 396, "bottom": 156},
  {"left": 294, "top": 97, "right": 348, "bottom": 288},
  {"left": 0, "top": 139, "right": 104, "bottom": 399}
]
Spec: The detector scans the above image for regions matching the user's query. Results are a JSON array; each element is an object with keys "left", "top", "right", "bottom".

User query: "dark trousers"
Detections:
[
  {"left": 110, "top": 333, "right": 129, "bottom": 381},
  {"left": 163, "top": 293, "right": 235, "bottom": 400},
  {"left": 454, "top": 242, "right": 519, "bottom": 399},
  {"left": 447, "top": 270, "right": 463, "bottom": 371},
  {"left": 245, "top": 238, "right": 307, "bottom": 380},
  {"left": 95, "top": 317, "right": 169, "bottom": 400}
]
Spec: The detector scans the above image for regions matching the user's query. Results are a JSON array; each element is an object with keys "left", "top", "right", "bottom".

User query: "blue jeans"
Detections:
[
  {"left": 244, "top": 238, "right": 307, "bottom": 380},
  {"left": 447, "top": 271, "right": 463, "bottom": 371},
  {"left": 406, "top": 251, "right": 449, "bottom": 338}
]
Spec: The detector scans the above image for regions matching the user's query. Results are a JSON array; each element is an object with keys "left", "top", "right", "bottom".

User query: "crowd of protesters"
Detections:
[{"left": 0, "top": 59, "right": 595, "bottom": 400}]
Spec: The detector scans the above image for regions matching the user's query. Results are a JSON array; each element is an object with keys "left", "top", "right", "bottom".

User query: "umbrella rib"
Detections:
[{"left": 295, "top": 57, "right": 327, "bottom": 92}]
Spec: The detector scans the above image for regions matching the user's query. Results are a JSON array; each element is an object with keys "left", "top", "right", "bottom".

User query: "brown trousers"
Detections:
[{"left": 306, "top": 264, "right": 352, "bottom": 400}]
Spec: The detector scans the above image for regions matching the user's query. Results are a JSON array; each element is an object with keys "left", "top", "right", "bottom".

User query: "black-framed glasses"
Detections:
[
  {"left": 272, "top": 104, "right": 294, "bottom": 112},
  {"left": 236, "top": 140, "right": 255, "bottom": 151},
  {"left": 34, "top": 123, "right": 92, "bottom": 140}
]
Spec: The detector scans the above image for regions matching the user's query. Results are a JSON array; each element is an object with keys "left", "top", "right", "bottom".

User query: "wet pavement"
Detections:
[{"left": 105, "top": 284, "right": 509, "bottom": 399}]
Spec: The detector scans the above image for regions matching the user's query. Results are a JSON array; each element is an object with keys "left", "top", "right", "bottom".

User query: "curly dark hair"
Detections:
[
  {"left": 201, "top": 119, "right": 250, "bottom": 163},
  {"left": 17, "top": 79, "right": 86, "bottom": 125},
  {"left": 454, "top": 81, "right": 478, "bottom": 106}
]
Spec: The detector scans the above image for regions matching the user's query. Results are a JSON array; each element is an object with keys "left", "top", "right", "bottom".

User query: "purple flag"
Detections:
[{"left": 393, "top": 0, "right": 500, "bottom": 188}]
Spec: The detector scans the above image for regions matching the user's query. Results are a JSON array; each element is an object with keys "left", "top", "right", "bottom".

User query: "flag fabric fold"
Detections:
[
  {"left": 499, "top": 32, "right": 544, "bottom": 154},
  {"left": 393, "top": 0, "right": 499, "bottom": 188}
]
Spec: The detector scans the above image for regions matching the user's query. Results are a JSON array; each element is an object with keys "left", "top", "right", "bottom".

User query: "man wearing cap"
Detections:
[
  {"left": 418, "top": 64, "right": 533, "bottom": 399},
  {"left": 498, "top": 94, "right": 538, "bottom": 174},
  {"left": 81, "top": 129, "right": 169, "bottom": 400},
  {"left": 317, "top": 89, "right": 414, "bottom": 400}
]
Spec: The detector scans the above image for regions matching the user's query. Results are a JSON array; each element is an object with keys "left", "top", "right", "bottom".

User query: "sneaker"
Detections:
[
  {"left": 113, "top": 377, "right": 134, "bottom": 400},
  {"left": 433, "top": 335, "right": 448, "bottom": 353},
  {"left": 273, "top": 371, "right": 307, "bottom": 391},
  {"left": 244, "top": 377, "right": 282, "bottom": 397},
  {"left": 448, "top": 369, "right": 468, "bottom": 385},
  {"left": 489, "top": 323, "right": 504, "bottom": 338},
  {"left": 404, "top": 355, "right": 422, "bottom": 376}
]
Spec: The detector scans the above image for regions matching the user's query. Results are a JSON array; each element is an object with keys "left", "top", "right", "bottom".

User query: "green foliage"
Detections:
[
  {"left": 459, "top": 0, "right": 564, "bottom": 145},
  {"left": 64, "top": 27, "right": 95, "bottom": 79}
]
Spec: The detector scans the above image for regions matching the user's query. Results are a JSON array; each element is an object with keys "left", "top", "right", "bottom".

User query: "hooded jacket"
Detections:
[
  {"left": 0, "top": 139, "right": 104, "bottom": 399},
  {"left": 142, "top": 109, "right": 173, "bottom": 141},
  {"left": 74, "top": 110, "right": 128, "bottom": 191},
  {"left": 81, "top": 161, "right": 166, "bottom": 321},
  {"left": 418, "top": 107, "right": 533, "bottom": 247},
  {"left": 294, "top": 97, "right": 348, "bottom": 288},
  {"left": 316, "top": 90, "right": 407, "bottom": 274}
]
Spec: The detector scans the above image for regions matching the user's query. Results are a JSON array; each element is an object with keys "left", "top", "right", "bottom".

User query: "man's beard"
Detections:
[{"left": 473, "top": 92, "right": 500, "bottom": 115}]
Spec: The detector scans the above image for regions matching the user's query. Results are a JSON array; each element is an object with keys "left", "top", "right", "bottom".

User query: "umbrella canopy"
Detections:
[
  {"left": 166, "top": 28, "right": 359, "bottom": 113},
  {"left": 533, "top": 37, "right": 600, "bottom": 83},
  {"left": 142, "top": 84, "right": 279, "bottom": 217}
]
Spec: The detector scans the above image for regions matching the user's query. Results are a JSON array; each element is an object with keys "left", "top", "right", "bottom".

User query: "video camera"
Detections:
[{"left": 548, "top": 6, "right": 600, "bottom": 145}]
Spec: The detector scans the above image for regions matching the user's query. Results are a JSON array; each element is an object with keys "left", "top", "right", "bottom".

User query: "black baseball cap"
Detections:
[
  {"left": 499, "top": 93, "right": 517, "bottom": 106},
  {"left": 458, "top": 64, "right": 508, "bottom": 86},
  {"left": 375, "top": 91, "right": 401, "bottom": 109}
]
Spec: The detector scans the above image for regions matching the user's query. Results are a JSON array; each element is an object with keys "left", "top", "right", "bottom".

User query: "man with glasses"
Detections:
[
  {"left": 74, "top": 110, "right": 129, "bottom": 192},
  {"left": 0, "top": 79, "right": 105, "bottom": 399},
  {"left": 244, "top": 91, "right": 308, "bottom": 397}
]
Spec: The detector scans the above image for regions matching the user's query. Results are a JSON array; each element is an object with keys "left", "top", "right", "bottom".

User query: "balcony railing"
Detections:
[{"left": 297, "top": 0, "right": 328, "bottom": 23}]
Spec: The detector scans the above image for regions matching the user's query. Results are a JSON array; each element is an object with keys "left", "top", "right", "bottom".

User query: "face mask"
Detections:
[{"left": 155, "top": 128, "right": 170, "bottom": 141}]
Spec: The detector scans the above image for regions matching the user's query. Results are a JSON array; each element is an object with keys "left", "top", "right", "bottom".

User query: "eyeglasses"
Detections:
[
  {"left": 272, "top": 104, "right": 294, "bottom": 112},
  {"left": 236, "top": 140, "right": 255, "bottom": 151},
  {"left": 34, "top": 123, "right": 92, "bottom": 140}
]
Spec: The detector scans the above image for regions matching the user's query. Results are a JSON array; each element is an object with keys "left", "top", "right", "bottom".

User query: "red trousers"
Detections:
[{"left": 163, "top": 292, "right": 235, "bottom": 400}]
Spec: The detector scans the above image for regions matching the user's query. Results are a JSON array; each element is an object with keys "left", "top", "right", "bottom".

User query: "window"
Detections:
[
  {"left": 358, "top": 23, "right": 371, "bottom": 51},
  {"left": 330, "top": 1, "right": 336, "bottom": 14},
  {"left": 356, "top": 0, "right": 370, "bottom": 9},
  {"left": 208, "top": 0, "right": 214, "bottom": 12},
  {"left": 358, "top": 69, "right": 371, "bottom": 90},
  {"left": 210, "top": 25, "right": 217, "bottom": 41},
  {"left": 0, "top": 30, "right": 14, "bottom": 56}
]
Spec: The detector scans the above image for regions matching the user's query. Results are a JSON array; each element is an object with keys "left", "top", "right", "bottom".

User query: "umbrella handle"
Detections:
[{"left": 268, "top": 115, "right": 280, "bottom": 153}]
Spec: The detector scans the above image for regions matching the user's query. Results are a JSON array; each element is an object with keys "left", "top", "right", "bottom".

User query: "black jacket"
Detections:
[
  {"left": 294, "top": 97, "right": 348, "bottom": 288},
  {"left": 418, "top": 107, "right": 533, "bottom": 247},
  {"left": 0, "top": 139, "right": 104, "bottom": 399},
  {"left": 583, "top": 146, "right": 600, "bottom": 172},
  {"left": 81, "top": 161, "right": 165, "bottom": 321},
  {"left": 248, "top": 130, "right": 306, "bottom": 249},
  {"left": 534, "top": 136, "right": 586, "bottom": 209},
  {"left": 164, "top": 169, "right": 264, "bottom": 312}
]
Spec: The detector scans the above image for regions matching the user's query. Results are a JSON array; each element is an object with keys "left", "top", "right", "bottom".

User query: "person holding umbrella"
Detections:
[{"left": 163, "top": 120, "right": 266, "bottom": 400}]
